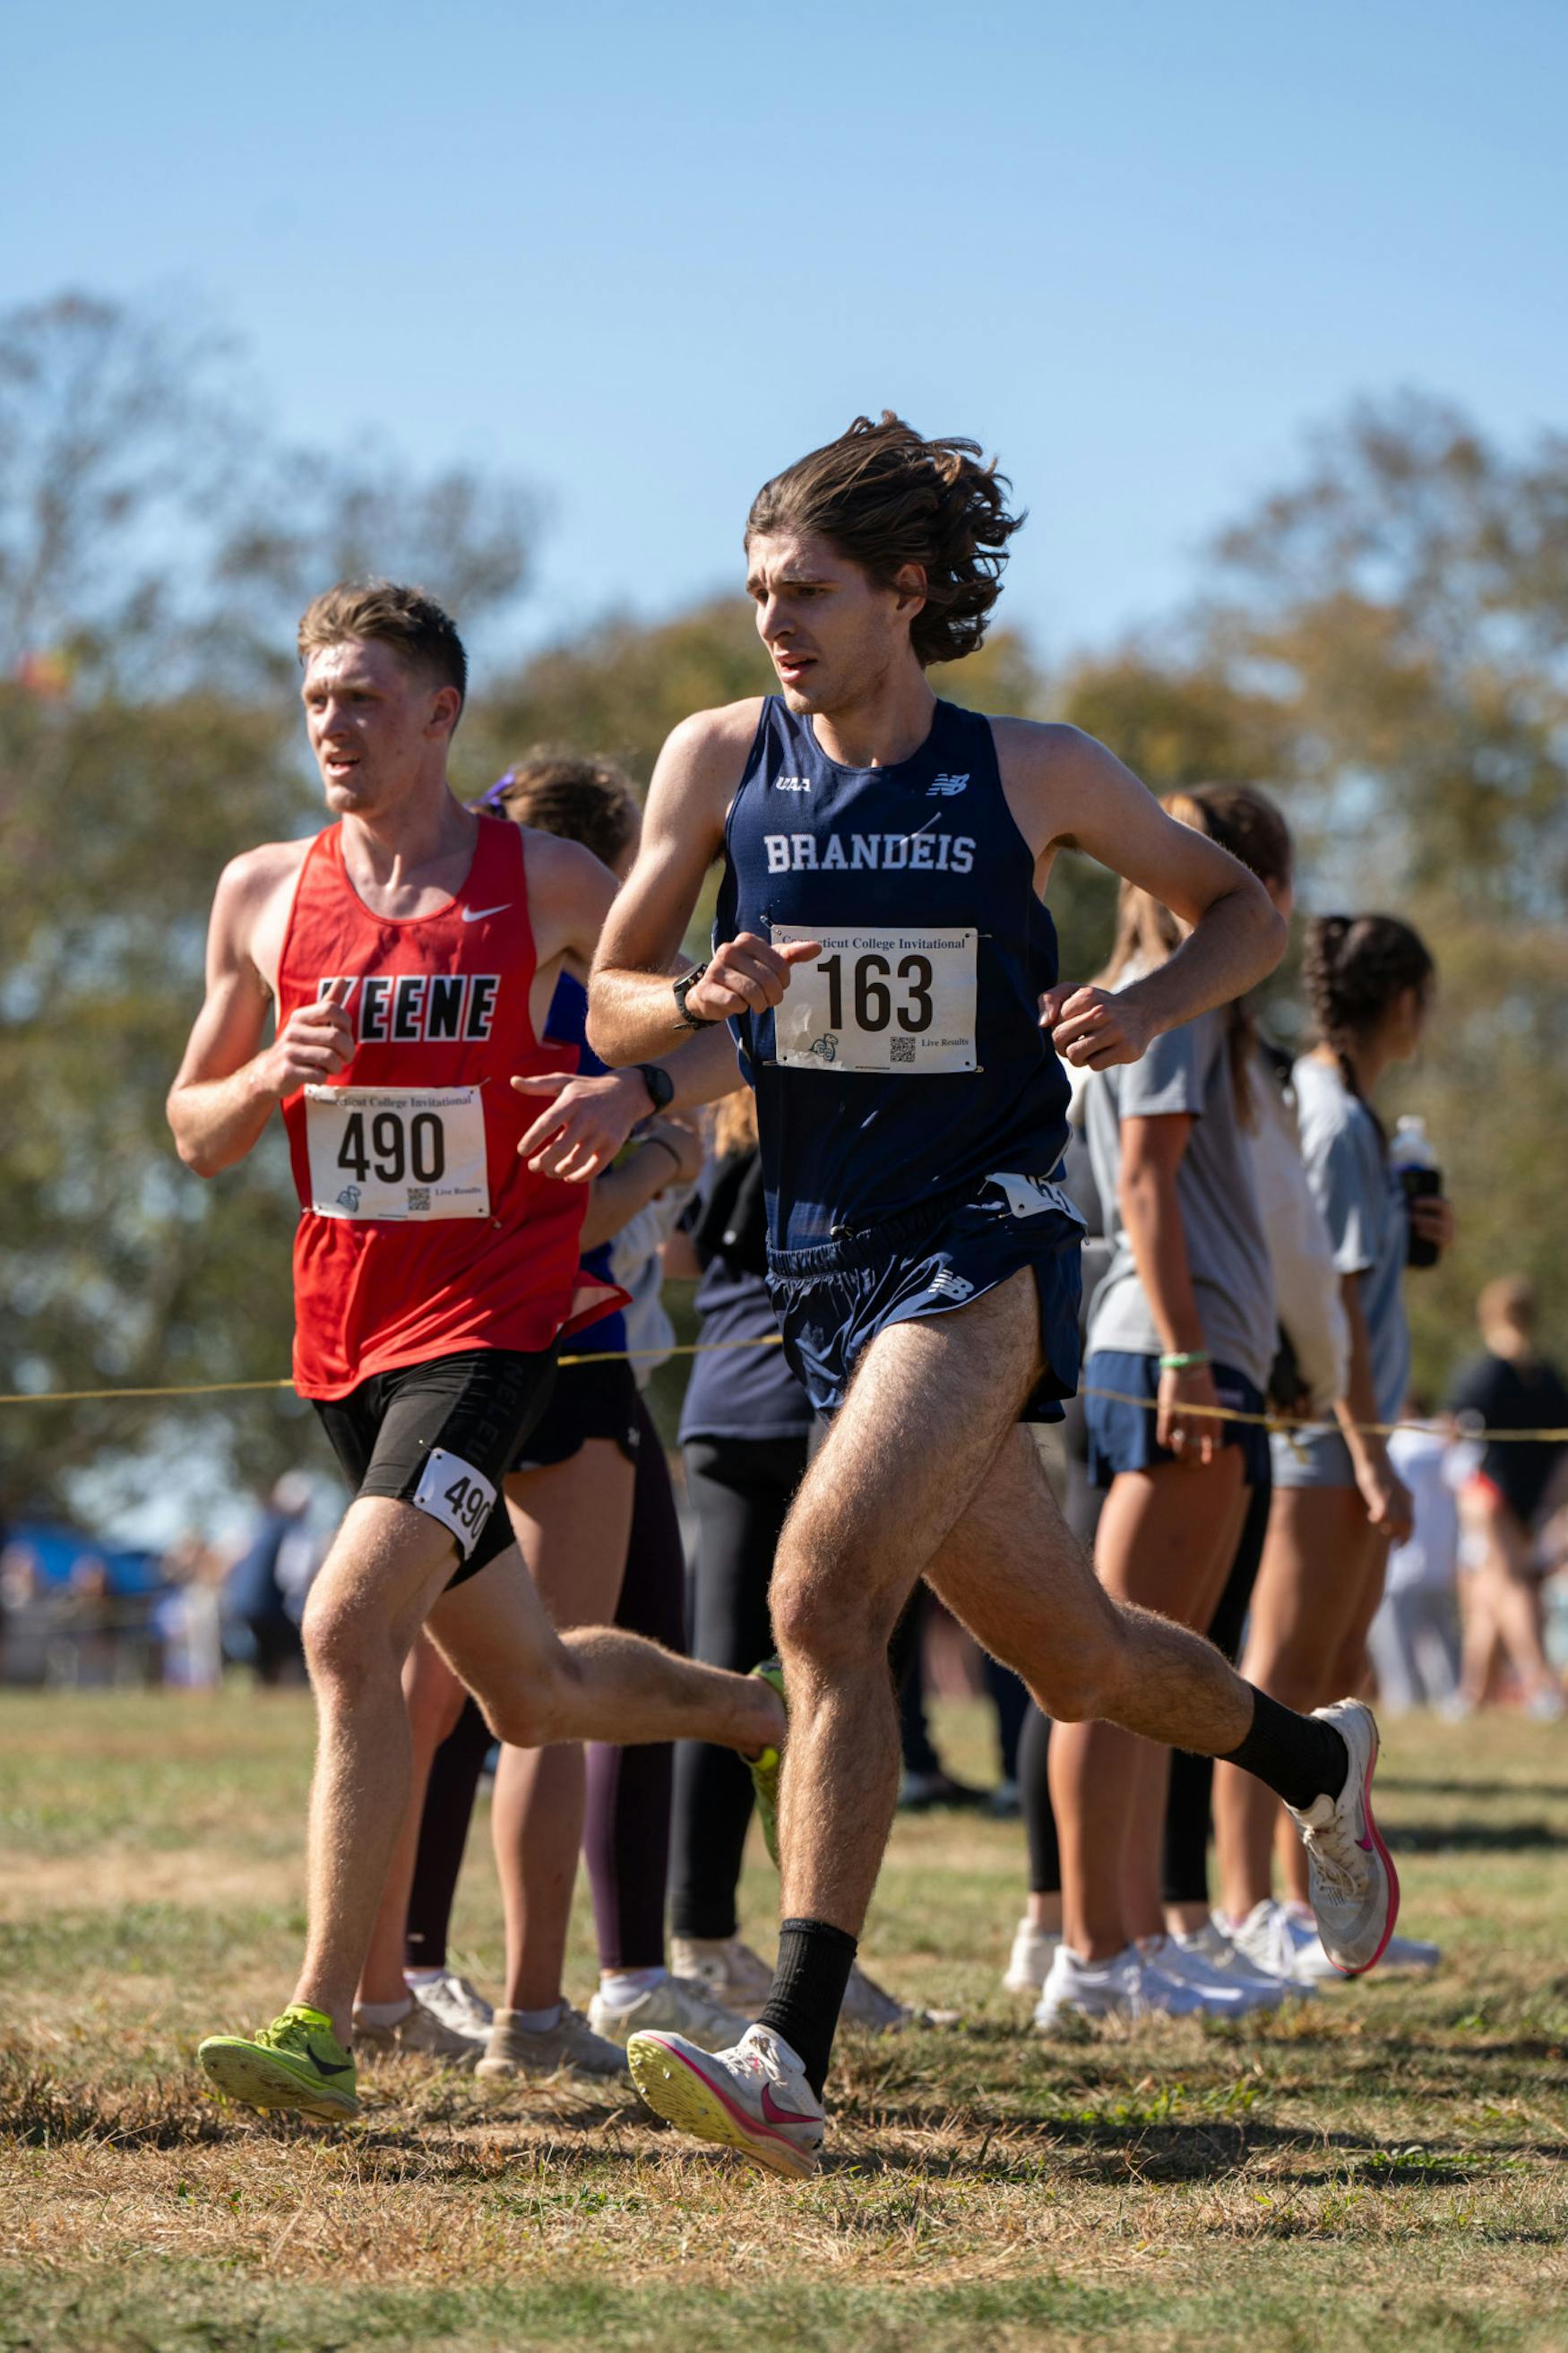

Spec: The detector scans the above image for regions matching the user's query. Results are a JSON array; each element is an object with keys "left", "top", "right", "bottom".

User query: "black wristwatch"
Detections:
[
  {"left": 633, "top": 1061, "right": 675, "bottom": 1114},
  {"left": 672, "top": 963, "right": 716, "bottom": 1031}
]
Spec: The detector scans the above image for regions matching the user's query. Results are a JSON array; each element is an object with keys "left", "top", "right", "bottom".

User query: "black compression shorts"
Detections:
[
  {"left": 512, "top": 1355, "right": 642, "bottom": 1470},
  {"left": 313, "top": 1346, "right": 558, "bottom": 1585}
]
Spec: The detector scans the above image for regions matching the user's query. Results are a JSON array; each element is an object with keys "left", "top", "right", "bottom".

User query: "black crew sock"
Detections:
[
  {"left": 757, "top": 1918, "right": 858, "bottom": 2099},
  {"left": 1220, "top": 1686, "right": 1349, "bottom": 1814}
]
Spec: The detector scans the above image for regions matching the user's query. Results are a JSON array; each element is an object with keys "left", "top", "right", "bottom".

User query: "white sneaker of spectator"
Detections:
[
  {"left": 1002, "top": 1916, "right": 1061, "bottom": 1995},
  {"left": 1224, "top": 1900, "right": 1345, "bottom": 1987},
  {"left": 407, "top": 1968, "right": 495, "bottom": 2039},
  {"left": 1151, "top": 1926, "right": 1290, "bottom": 2012},
  {"left": 1033, "top": 1943, "right": 1246, "bottom": 2030}
]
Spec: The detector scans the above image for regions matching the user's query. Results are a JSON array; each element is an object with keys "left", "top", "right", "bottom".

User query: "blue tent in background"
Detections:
[{"left": 3, "top": 1520, "right": 163, "bottom": 1595}]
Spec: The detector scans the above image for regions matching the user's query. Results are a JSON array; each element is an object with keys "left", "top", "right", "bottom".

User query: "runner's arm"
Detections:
[
  {"left": 588, "top": 703, "right": 818, "bottom": 1064},
  {"left": 1006, "top": 725, "right": 1286, "bottom": 1069},
  {"left": 512, "top": 1024, "right": 743, "bottom": 1181},
  {"left": 578, "top": 1119, "right": 703, "bottom": 1251},
  {"left": 167, "top": 856, "right": 351, "bottom": 1177}
]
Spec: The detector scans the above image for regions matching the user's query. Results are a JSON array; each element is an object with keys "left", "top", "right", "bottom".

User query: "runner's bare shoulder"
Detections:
[
  {"left": 210, "top": 839, "right": 313, "bottom": 990},
  {"left": 654, "top": 698, "right": 769, "bottom": 826},
  {"left": 988, "top": 719, "right": 1124, "bottom": 851}
]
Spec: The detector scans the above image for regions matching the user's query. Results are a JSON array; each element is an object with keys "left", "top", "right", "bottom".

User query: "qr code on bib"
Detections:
[{"left": 890, "top": 1037, "right": 915, "bottom": 1064}]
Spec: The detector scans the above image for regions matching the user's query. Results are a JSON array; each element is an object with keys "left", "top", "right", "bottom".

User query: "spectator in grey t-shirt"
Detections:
[
  {"left": 1086, "top": 1004, "right": 1275, "bottom": 1394},
  {"left": 1031, "top": 785, "right": 1288, "bottom": 2028},
  {"left": 1216, "top": 911, "right": 1453, "bottom": 1969}
]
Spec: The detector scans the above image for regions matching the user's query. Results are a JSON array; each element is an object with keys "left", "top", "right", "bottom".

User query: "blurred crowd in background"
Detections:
[{"left": 4, "top": 1279, "right": 1563, "bottom": 1738}]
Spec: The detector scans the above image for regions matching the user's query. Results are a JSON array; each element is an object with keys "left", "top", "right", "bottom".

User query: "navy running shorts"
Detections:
[
  {"left": 766, "top": 1173, "right": 1084, "bottom": 1421},
  {"left": 314, "top": 1345, "right": 558, "bottom": 1585},
  {"left": 512, "top": 1354, "right": 642, "bottom": 1470},
  {"left": 1082, "top": 1349, "right": 1271, "bottom": 1489}
]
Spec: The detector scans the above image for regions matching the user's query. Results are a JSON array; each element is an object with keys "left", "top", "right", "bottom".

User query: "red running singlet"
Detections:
[{"left": 277, "top": 814, "right": 614, "bottom": 1399}]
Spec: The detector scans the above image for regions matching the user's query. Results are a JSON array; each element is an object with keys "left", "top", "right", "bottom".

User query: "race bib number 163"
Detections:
[{"left": 770, "top": 925, "right": 978, "bottom": 1074}]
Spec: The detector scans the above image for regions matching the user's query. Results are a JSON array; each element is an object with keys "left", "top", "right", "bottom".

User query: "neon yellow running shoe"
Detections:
[
  {"left": 748, "top": 1660, "right": 786, "bottom": 1867},
  {"left": 199, "top": 2004, "right": 359, "bottom": 2123}
]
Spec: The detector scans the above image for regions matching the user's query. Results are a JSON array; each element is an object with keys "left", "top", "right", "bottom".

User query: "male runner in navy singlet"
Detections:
[{"left": 588, "top": 415, "right": 1401, "bottom": 2179}]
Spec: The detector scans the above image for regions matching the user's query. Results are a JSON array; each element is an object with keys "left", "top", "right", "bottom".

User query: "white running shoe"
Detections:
[
  {"left": 1138, "top": 1945, "right": 1252, "bottom": 2017},
  {"left": 1153, "top": 1932, "right": 1287, "bottom": 2013},
  {"left": 408, "top": 1969, "right": 494, "bottom": 2039},
  {"left": 627, "top": 2022, "right": 825, "bottom": 2180},
  {"left": 351, "top": 1995, "right": 487, "bottom": 2068},
  {"left": 1378, "top": 1928, "right": 1443, "bottom": 1973},
  {"left": 475, "top": 2004, "right": 630, "bottom": 2083},
  {"left": 1226, "top": 1900, "right": 1342, "bottom": 1987},
  {"left": 1033, "top": 1943, "right": 1219, "bottom": 2028},
  {"left": 588, "top": 1973, "right": 749, "bottom": 2054},
  {"left": 1286, "top": 1699, "right": 1400, "bottom": 1976},
  {"left": 1176, "top": 1918, "right": 1306, "bottom": 2004},
  {"left": 839, "top": 1961, "right": 909, "bottom": 2032},
  {"left": 1002, "top": 1916, "right": 1061, "bottom": 1995},
  {"left": 668, "top": 1934, "right": 776, "bottom": 2012}
]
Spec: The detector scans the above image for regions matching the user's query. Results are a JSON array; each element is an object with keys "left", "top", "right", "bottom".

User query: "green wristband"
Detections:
[{"left": 1159, "top": 1350, "right": 1211, "bottom": 1371}]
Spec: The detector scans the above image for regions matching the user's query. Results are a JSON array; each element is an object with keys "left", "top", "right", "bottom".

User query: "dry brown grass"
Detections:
[{"left": 1, "top": 1690, "right": 1564, "bottom": 2350}]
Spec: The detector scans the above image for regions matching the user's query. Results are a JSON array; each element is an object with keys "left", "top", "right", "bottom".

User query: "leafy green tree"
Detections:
[
  {"left": 0, "top": 295, "right": 535, "bottom": 1521},
  {"left": 1200, "top": 393, "right": 1568, "bottom": 1382}
]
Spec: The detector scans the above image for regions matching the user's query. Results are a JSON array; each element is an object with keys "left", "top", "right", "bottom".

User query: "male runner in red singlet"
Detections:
[{"left": 168, "top": 580, "right": 780, "bottom": 2124}]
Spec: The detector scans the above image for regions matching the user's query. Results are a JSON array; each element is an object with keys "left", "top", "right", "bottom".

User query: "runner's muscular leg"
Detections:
[
  {"left": 490, "top": 1442, "right": 637, "bottom": 2015},
  {"left": 768, "top": 1272, "right": 1040, "bottom": 1935},
  {"left": 295, "top": 1498, "right": 475, "bottom": 2038},
  {"left": 427, "top": 1538, "right": 781, "bottom": 1759},
  {"left": 926, "top": 1415, "right": 1258, "bottom": 1755},
  {"left": 358, "top": 1633, "right": 469, "bottom": 2005}
]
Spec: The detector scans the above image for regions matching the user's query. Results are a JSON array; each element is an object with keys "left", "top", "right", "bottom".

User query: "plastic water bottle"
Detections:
[{"left": 1391, "top": 1115, "right": 1442, "bottom": 1269}]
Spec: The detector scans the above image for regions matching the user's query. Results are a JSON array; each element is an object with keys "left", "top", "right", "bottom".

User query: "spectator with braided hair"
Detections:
[{"left": 1215, "top": 912, "right": 1454, "bottom": 1980}]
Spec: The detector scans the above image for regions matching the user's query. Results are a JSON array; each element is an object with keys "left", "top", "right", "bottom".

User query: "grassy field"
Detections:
[{"left": 1, "top": 1690, "right": 1564, "bottom": 2353}]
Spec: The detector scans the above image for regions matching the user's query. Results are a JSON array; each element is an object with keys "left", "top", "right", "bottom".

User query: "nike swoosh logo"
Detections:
[
  {"left": 760, "top": 2082, "right": 818, "bottom": 2125},
  {"left": 462, "top": 903, "right": 512, "bottom": 923},
  {"left": 306, "top": 2042, "right": 353, "bottom": 2077}
]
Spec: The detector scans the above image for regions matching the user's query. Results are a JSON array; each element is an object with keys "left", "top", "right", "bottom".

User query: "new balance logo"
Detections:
[
  {"left": 927, "top": 1269, "right": 976, "bottom": 1303},
  {"left": 773, "top": 774, "right": 812, "bottom": 791},
  {"left": 926, "top": 772, "right": 969, "bottom": 797}
]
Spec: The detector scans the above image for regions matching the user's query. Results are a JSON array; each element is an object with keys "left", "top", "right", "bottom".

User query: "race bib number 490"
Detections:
[
  {"left": 770, "top": 926, "right": 978, "bottom": 1074},
  {"left": 304, "top": 1085, "right": 490, "bottom": 1220}
]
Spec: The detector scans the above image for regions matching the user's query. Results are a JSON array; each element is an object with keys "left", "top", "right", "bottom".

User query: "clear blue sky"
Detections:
[{"left": 7, "top": 0, "right": 1566, "bottom": 668}]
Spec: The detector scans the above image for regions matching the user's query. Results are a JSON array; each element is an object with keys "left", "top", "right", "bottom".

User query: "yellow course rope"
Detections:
[{"left": 1, "top": 1336, "right": 1564, "bottom": 1441}]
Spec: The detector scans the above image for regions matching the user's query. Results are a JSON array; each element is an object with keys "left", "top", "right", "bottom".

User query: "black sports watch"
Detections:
[
  {"left": 633, "top": 1061, "right": 675, "bottom": 1115},
  {"left": 672, "top": 963, "right": 716, "bottom": 1031}
]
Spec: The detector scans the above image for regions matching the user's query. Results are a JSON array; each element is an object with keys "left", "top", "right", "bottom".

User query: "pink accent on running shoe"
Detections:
[
  {"left": 1337, "top": 1741, "right": 1400, "bottom": 1978},
  {"left": 761, "top": 2082, "right": 820, "bottom": 2126},
  {"left": 653, "top": 2038, "right": 808, "bottom": 2151}
]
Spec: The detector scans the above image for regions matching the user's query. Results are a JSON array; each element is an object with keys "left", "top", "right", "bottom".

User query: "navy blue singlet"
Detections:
[{"left": 716, "top": 696, "right": 1072, "bottom": 1250}]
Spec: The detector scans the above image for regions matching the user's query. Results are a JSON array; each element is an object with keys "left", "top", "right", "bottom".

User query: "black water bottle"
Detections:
[{"left": 1391, "top": 1116, "right": 1442, "bottom": 1269}]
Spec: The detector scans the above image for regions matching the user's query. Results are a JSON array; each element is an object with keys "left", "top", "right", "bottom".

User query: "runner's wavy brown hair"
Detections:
[
  {"left": 745, "top": 411, "right": 1025, "bottom": 667},
  {"left": 1101, "top": 782, "right": 1295, "bottom": 1132},
  {"left": 492, "top": 751, "right": 641, "bottom": 869},
  {"left": 297, "top": 579, "right": 468, "bottom": 704}
]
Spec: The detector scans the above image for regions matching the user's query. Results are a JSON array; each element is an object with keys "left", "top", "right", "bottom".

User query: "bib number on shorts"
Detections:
[
  {"left": 304, "top": 1085, "right": 490, "bottom": 1220},
  {"left": 770, "top": 926, "right": 978, "bottom": 1074},
  {"left": 412, "top": 1445, "right": 496, "bottom": 1560},
  {"left": 987, "top": 1170, "right": 1085, "bottom": 1227}
]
